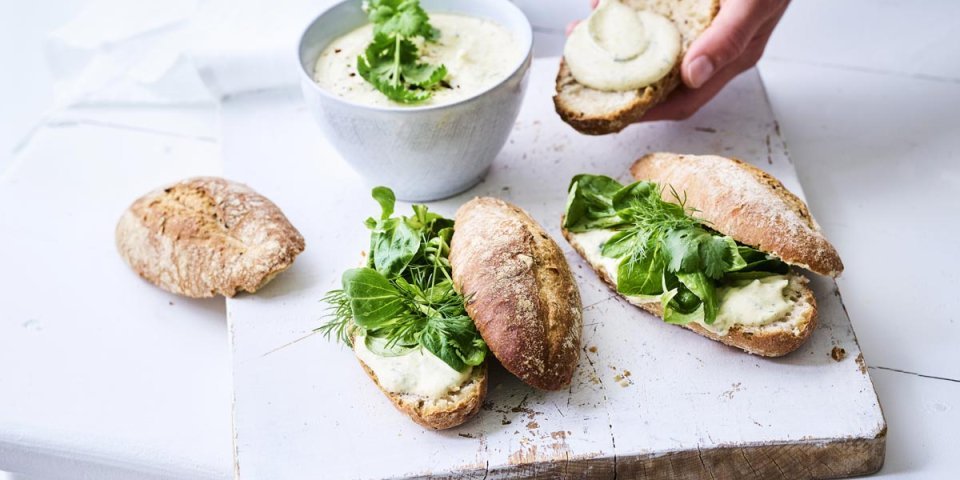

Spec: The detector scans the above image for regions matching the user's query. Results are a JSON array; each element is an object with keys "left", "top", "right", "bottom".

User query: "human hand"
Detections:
[{"left": 569, "top": 0, "right": 790, "bottom": 121}]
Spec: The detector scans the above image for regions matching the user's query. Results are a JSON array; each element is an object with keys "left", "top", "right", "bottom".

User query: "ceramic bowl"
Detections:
[{"left": 297, "top": 0, "right": 533, "bottom": 201}]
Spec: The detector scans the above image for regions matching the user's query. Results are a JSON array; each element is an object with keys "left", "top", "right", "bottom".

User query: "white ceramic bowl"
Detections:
[{"left": 297, "top": 0, "right": 533, "bottom": 201}]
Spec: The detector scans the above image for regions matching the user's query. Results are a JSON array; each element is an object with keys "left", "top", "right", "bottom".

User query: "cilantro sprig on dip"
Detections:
[
  {"left": 356, "top": 0, "right": 448, "bottom": 104},
  {"left": 563, "top": 174, "right": 789, "bottom": 326},
  {"left": 319, "top": 187, "right": 487, "bottom": 373}
]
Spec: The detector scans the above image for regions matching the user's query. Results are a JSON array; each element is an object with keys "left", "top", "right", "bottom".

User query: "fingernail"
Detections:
[{"left": 687, "top": 56, "right": 715, "bottom": 88}]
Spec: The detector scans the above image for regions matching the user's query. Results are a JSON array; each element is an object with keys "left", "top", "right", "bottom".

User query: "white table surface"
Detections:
[{"left": 2, "top": 0, "right": 958, "bottom": 478}]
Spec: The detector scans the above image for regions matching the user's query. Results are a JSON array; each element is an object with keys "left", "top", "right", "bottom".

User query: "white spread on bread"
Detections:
[
  {"left": 314, "top": 14, "right": 522, "bottom": 107},
  {"left": 568, "top": 229, "right": 794, "bottom": 335},
  {"left": 563, "top": 0, "right": 681, "bottom": 91},
  {"left": 712, "top": 277, "right": 794, "bottom": 334},
  {"left": 354, "top": 336, "right": 472, "bottom": 399}
]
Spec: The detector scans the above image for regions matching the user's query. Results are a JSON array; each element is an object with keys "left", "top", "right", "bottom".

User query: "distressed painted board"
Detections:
[
  {"left": 224, "top": 59, "right": 886, "bottom": 479},
  {"left": 0, "top": 109, "right": 232, "bottom": 479}
]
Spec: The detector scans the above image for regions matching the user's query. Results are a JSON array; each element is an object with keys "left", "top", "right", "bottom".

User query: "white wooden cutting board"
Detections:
[{"left": 223, "top": 59, "right": 886, "bottom": 479}]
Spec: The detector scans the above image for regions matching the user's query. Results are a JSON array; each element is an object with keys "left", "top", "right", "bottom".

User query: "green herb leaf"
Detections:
[
  {"left": 320, "top": 187, "right": 488, "bottom": 372},
  {"left": 616, "top": 242, "right": 666, "bottom": 296},
  {"left": 563, "top": 174, "right": 625, "bottom": 232},
  {"left": 563, "top": 174, "right": 791, "bottom": 325},
  {"left": 357, "top": 0, "right": 446, "bottom": 103},
  {"left": 371, "top": 218, "right": 421, "bottom": 277},
  {"left": 676, "top": 272, "right": 718, "bottom": 324},
  {"left": 342, "top": 268, "right": 408, "bottom": 328},
  {"left": 372, "top": 186, "right": 396, "bottom": 219}
]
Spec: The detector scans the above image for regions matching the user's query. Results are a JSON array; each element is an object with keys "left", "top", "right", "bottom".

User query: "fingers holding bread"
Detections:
[{"left": 555, "top": 0, "right": 721, "bottom": 134}]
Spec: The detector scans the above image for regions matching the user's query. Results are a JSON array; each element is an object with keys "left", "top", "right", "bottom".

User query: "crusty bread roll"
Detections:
[
  {"left": 554, "top": 0, "right": 720, "bottom": 135},
  {"left": 116, "top": 177, "right": 304, "bottom": 298},
  {"left": 562, "top": 153, "right": 838, "bottom": 356},
  {"left": 631, "top": 153, "right": 843, "bottom": 277},
  {"left": 450, "top": 198, "right": 583, "bottom": 390},
  {"left": 564, "top": 229, "right": 818, "bottom": 356}
]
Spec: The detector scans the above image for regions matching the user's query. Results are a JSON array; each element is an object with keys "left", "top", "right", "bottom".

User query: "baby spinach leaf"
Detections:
[
  {"left": 563, "top": 174, "right": 625, "bottom": 232},
  {"left": 342, "top": 268, "right": 408, "bottom": 328},
  {"left": 617, "top": 243, "right": 666, "bottom": 296},
  {"left": 371, "top": 219, "right": 420, "bottom": 277},
  {"left": 372, "top": 186, "right": 396, "bottom": 219}
]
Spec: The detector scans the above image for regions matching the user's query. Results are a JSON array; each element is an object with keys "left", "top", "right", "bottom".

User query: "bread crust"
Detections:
[
  {"left": 562, "top": 228, "right": 818, "bottom": 357},
  {"left": 115, "top": 177, "right": 304, "bottom": 298},
  {"left": 450, "top": 198, "right": 583, "bottom": 390},
  {"left": 554, "top": 0, "right": 720, "bottom": 135},
  {"left": 353, "top": 339, "right": 488, "bottom": 430},
  {"left": 630, "top": 153, "right": 844, "bottom": 277}
]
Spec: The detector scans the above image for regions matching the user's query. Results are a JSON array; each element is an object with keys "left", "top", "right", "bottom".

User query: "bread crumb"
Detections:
[
  {"left": 526, "top": 421, "right": 539, "bottom": 430},
  {"left": 830, "top": 346, "right": 846, "bottom": 362},
  {"left": 588, "top": 345, "right": 597, "bottom": 353}
]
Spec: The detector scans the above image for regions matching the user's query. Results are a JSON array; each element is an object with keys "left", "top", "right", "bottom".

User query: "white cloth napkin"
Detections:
[
  {"left": 44, "top": 0, "right": 337, "bottom": 107},
  {"left": 44, "top": 0, "right": 587, "bottom": 107}
]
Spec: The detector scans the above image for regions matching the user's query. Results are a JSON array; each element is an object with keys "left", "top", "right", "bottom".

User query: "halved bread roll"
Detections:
[
  {"left": 116, "top": 177, "right": 304, "bottom": 298},
  {"left": 450, "top": 198, "right": 583, "bottom": 390},
  {"left": 554, "top": 0, "right": 720, "bottom": 135},
  {"left": 563, "top": 153, "right": 840, "bottom": 356},
  {"left": 351, "top": 331, "right": 488, "bottom": 430}
]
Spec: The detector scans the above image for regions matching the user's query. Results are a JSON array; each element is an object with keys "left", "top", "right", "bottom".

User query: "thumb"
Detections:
[{"left": 681, "top": 0, "right": 773, "bottom": 88}]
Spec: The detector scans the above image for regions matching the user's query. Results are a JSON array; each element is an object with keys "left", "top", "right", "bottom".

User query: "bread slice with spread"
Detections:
[
  {"left": 562, "top": 153, "right": 842, "bottom": 356},
  {"left": 320, "top": 189, "right": 582, "bottom": 430},
  {"left": 554, "top": 0, "right": 720, "bottom": 135}
]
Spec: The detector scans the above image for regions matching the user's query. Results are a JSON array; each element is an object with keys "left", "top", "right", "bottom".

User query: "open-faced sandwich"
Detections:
[
  {"left": 320, "top": 188, "right": 582, "bottom": 429},
  {"left": 555, "top": 0, "right": 720, "bottom": 134},
  {"left": 562, "top": 153, "right": 843, "bottom": 356}
]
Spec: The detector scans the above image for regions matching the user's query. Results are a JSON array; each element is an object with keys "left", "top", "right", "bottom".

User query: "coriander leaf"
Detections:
[
  {"left": 358, "top": 0, "right": 445, "bottom": 103},
  {"left": 698, "top": 235, "right": 738, "bottom": 279},
  {"left": 663, "top": 227, "right": 704, "bottom": 273},
  {"left": 342, "top": 268, "right": 409, "bottom": 328},
  {"left": 403, "top": 63, "right": 447, "bottom": 88}
]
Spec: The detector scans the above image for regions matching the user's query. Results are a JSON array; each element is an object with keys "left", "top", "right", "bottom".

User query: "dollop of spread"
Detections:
[
  {"left": 564, "top": 0, "right": 681, "bottom": 91},
  {"left": 709, "top": 276, "right": 795, "bottom": 334},
  {"left": 354, "top": 336, "right": 472, "bottom": 399}
]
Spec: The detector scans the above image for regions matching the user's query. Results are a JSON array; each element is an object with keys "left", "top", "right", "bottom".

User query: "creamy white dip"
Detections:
[
  {"left": 568, "top": 229, "right": 794, "bottom": 335},
  {"left": 354, "top": 336, "right": 472, "bottom": 399},
  {"left": 564, "top": 0, "right": 681, "bottom": 91},
  {"left": 314, "top": 14, "right": 522, "bottom": 107}
]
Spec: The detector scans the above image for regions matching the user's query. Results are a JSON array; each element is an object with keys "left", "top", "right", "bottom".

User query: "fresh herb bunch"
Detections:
[
  {"left": 356, "top": 0, "right": 448, "bottom": 103},
  {"left": 563, "top": 174, "right": 789, "bottom": 325},
  {"left": 319, "top": 187, "right": 487, "bottom": 372}
]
